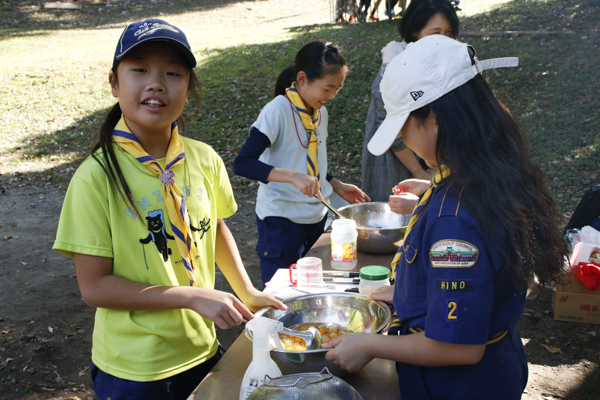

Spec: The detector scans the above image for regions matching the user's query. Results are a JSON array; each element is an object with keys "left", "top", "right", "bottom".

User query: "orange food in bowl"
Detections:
[{"left": 278, "top": 323, "right": 353, "bottom": 351}]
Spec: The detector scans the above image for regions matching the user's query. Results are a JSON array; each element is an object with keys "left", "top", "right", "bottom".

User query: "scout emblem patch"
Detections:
[{"left": 429, "top": 240, "right": 479, "bottom": 268}]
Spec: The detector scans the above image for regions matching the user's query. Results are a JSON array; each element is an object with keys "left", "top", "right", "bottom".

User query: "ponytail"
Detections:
[
  {"left": 91, "top": 101, "right": 139, "bottom": 217},
  {"left": 273, "top": 40, "right": 347, "bottom": 98},
  {"left": 274, "top": 66, "right": 295, "bottom": 97}
]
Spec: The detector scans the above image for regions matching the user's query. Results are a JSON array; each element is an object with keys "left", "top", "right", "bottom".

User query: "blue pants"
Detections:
[
  {"left": 256, "top": 215, "right": 327, "bottom": 286},
  {"left": 396, "top": 328, "right": 528, "bottom": 399},
  {"left": 91, "top": 347, "right": 223, "bottom": 400}
]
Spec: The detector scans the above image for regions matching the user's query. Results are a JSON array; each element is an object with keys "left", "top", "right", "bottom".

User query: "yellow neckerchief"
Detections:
[
  {"left": 112, "top": 116, "right": 197, "bottom": 287},
  {"left": 285, "top": 81, "right": 321, "bottom": 186},
  {"left": 390, "top": 165, "right": 450, "bottom": 277}
]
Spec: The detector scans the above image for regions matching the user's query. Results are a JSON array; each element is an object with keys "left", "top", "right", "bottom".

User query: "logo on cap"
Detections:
[
  {"left": 135, "top": 21, "right": 179, "bottom": 40},
  {"left": 410, "top": 91, "right": 424, "bottom": 101}
]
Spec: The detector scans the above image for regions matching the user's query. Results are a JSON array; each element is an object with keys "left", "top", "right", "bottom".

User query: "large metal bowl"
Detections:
[
  {"left": 337, "top": 202, "right": 411, "bottom": 254},
  {"left": 247, "top": 293, "right": 391, "bottom": 377}
]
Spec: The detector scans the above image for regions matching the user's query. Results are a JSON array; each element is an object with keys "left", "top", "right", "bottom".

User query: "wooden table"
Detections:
[{"left": 190, "top": 233, "right": 400, "bottom": 400}]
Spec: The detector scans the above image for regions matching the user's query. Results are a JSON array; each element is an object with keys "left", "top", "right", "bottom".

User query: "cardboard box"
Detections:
[{"left": 553, "top": 274, "right": 600, "bottom": 325}]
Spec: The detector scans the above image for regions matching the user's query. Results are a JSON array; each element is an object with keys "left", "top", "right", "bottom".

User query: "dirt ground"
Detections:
[
  {"left": 0, "top": 183, "right": 599, "bottom": 400},
  {"left": 1, "top": 0, "right": 599, "bottom": 397}
]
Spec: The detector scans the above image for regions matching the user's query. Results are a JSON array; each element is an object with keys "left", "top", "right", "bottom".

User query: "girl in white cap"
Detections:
[
  {"left": 324, "top": 35, "right": 567, "bottom": 399},
  {"left": 54, "top": 19, "right": 284, "bottom": 399}
]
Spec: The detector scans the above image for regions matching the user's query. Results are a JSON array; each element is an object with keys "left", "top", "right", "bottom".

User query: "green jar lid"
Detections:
[{"left": 359, "top": 265, "right": 390, "bottom": 281}]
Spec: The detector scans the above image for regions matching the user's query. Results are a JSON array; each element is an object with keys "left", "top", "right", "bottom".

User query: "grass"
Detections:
[{"left": 0, "top": 0, "right": 598, "bottom": 219}]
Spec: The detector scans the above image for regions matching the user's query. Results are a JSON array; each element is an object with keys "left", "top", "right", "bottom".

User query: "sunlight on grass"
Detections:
[{"left": 0, "top": 0, "right": 597, "bottom": 215}]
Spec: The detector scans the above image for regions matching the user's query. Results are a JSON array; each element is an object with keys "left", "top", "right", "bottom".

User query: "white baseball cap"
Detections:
[{"left": 367, "top": 35, "right": 518, "bottom": 156}]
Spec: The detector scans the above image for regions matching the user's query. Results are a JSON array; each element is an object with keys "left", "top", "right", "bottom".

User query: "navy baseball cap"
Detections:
[{"left": 114, "top": 19, "right": 196, "bottom": 68}]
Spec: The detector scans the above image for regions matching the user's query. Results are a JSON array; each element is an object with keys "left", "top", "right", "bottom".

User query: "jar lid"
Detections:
[
  {"left": 332, "top": 219, "right": 357, "bottom": 228},
  {"left": 359, "top": 265, "right": 390, "bottom": 281}
]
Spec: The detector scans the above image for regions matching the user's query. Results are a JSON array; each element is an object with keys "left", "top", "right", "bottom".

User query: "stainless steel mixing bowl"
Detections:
[
  {"left": 247, "top": 293, "right": 391, "bottom": 377},
  {"left": 337, "top": 202, "right": 411, "bottom": 254}
]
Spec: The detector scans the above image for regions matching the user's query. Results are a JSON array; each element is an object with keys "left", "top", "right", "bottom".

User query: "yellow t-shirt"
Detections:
[{"left": 53, "top": 137, "right": 237, "bottom": 381}]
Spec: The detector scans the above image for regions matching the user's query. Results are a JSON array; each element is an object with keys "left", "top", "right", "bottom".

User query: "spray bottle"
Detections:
[{"left": 239, "top": 317, "right": 284, "bottom": 400}]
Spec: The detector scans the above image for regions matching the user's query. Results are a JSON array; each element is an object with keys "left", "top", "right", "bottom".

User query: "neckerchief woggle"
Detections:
[
  {"left": 112, "top": 116, "right": 198, "bottom": 287},
  {"left": 285, "top": 82, "right": 321, "bottom": 186}
]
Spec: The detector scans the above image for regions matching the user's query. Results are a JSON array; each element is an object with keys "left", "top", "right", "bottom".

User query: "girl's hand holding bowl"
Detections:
[
  {"left": 323, "top": 332, "right": 374, "bottom": 373},
  {"left": 242, "top": 287, "right": 287, "bottom": 313},
  {"left": 189, "top": 289, "right": 254, "bottom": 330},
  {"left": 368, "top": 284, "right": 395, "bottom": 304}
]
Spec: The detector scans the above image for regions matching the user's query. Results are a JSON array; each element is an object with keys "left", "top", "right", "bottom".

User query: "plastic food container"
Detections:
[
  {"left": 331, "top": 219, "right": 358, "bottom": 270},
  {"left": 358, "top": 266, "right": 391, "bottom": 296}
]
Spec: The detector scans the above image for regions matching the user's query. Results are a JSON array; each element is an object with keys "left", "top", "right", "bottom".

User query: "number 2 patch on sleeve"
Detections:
[{"left": 446, "top": 299, "right": 458, "bottom": 322}]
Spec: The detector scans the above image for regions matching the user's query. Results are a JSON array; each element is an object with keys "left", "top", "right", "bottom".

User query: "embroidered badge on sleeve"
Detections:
[
  {"left": 429, "top": 240, "right": 479, "bottom": 268},
  {"left": 436, "top": 279, "right": 474, "bottom": 291},
  {"left": 447, "top": 299, "right": 458, "bottom": 322}
]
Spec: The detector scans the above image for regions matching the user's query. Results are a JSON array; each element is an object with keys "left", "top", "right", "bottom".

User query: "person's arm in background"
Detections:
[
  {"left": 329, "top": 177, "right": 371, "bottom": 204},
  {"left": 388, "top": 178, "right": 431, "bottom": 215},
  {"left": 393, "top": 146, "right": 436, "bottom": 181}
]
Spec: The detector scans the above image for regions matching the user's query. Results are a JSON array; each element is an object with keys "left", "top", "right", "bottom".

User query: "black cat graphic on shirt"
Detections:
[
  {"left": 140, "top": 209, "right": 173, "bottom": 262},
  {"left": 140, "top": 210, "right": 212, "bottom": 265}
]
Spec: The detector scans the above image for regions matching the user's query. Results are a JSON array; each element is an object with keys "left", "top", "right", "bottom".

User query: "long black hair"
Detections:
[
  {"left": 91, "top": 58, "right": 200, "bottom": 217},
  {"left": 410, "top": 74, "right": 567, "bottom": 290},
  {"left": 274, "top": 40, "right": 347, "bottom": 98},
  {"left": 399, "top": 0, "right": 460, "bottom": 42}
]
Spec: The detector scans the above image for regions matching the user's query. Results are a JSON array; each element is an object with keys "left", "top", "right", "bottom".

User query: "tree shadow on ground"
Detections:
[
  {"left": 5, "top": 0, "right": 597, "bottom": 197},
  {"left": 0, "top": 0, "right": 261, "bottom": 40},
  {"left": 1, "top": 0, "right": 599, "bottom": 396}
]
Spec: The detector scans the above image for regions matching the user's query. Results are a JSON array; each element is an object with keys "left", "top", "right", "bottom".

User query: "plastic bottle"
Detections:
[
  {"left": 239, "top": 317, "right": 284, "bottom": 400},
  {"left": 358, "top": 265, "right": 391, "bottom": 296},
  {"left": 330, "top": 219, "right": 358, "bottom": 270}
]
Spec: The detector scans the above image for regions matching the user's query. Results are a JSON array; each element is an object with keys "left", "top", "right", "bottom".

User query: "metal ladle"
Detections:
[
  {"left": 315, "top": 195, "right": 347, "bottom": 220},
  {"left": 245, "top": 322, "right": 323, "bottom": 350},
  {"left": 280, "top": 326, "right": 323, "bottom": 350}
]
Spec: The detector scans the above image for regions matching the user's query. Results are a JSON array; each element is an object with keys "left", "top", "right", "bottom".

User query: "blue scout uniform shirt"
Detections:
[{"left": 393, "top": 182, "right": 528, "bottom": 399}]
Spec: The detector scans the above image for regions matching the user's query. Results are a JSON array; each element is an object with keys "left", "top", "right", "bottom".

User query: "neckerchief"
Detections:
[
  {"left": 112, "top": 116, "right": 198, "bottom": 287},
  {"left": 387, "top": 165, "right": 449, "bottom": 335},
  {"left": 285, "top": 82, "right": 321, "bottom": 186},
  {"left": 390, "top": 165, "right": 450, "bottom": 277}
]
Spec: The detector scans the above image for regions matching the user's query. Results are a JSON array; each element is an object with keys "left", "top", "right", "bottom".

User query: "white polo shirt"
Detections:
[{"left": 253, "top": 95, "right": 332, "bottom": 224}]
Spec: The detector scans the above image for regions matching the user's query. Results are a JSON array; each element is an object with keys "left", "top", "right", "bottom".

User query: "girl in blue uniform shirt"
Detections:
[
  {"left": 324, "top": 35, "right": 568, "bottom": 399},
  {"left": 234, "top": 41, "right": 370, "bottom": 286},
  {"left": 53, "top": 20, "right": 284, "bottom": 400}
]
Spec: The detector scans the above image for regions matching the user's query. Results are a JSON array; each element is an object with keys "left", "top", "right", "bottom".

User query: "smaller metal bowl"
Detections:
[
  {"left": 337, "top": 202, "right": 411, "bottom": 254},
  {"left": 247, "top": 368, "right": 363, "bottom": 400},
  {"left": 247, "top": 293, "right": 391, "bottom": 377}
]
